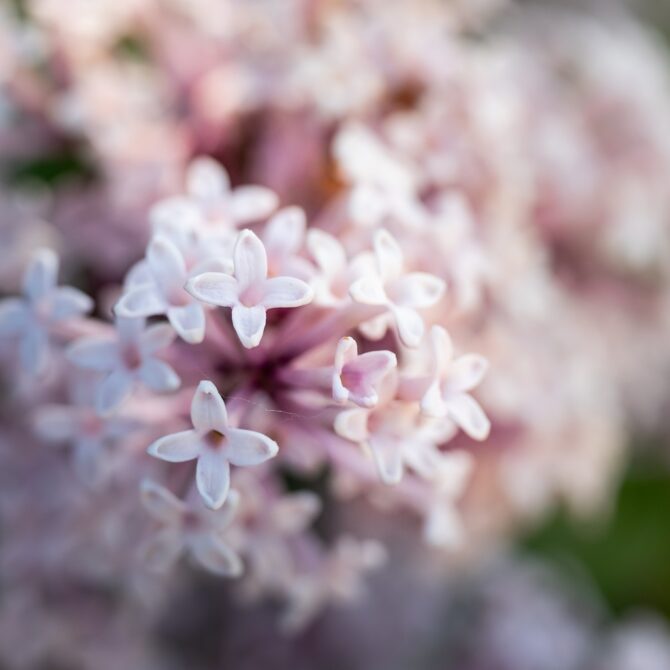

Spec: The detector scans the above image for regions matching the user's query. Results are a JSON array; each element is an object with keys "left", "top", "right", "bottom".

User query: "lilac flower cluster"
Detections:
[{"left": 1, "top": 0, "right": 670, "bottom": 655}]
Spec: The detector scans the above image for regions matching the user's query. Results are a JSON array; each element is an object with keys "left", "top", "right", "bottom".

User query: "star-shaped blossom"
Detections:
[
  {"left": 115, "top": 234, "right": 206, "bottom": 343},
  {"left": 334, "top": 372, "right": 453, "bottom": 484},
  {"left": 185, "top": 156, "right": 279, "bottom": 227},
  {"left": 186, "top": 230, "right": 314, "bottom": 348},
  {"left": 0, "top": 248, "right": 93, "bottom": 375},
  {"left": 349, "top": 229, "right": 445, "bottom": 348},
  {"left": 147, "top": 380, "right": 279, "bottom": 509},
  {"left": 34, "top": 401, "right": 139, "bottom": 485},
  {"left": 281, "top": 536, "right": 386, "bottom": 632},
  {"left": 140, "top": 479, "right": 242, "bottom": 577},
  {"left": 332, "top": 337, "right": 397, "bottom": 408},
  {"left": 420, "top": 325, "right": 490, "bottom": 441},
  {"left": 67, "top": 317, "right": 180, "bottom": 416}
]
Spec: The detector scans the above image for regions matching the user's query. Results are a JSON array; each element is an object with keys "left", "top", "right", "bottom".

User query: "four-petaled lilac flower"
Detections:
[
  {"left": 140, "top": 479, "right": 242, "bottom": 577},
  {"left": 67, "top": 317, "right": 180, "bottom": 416},
  {"left": 332, "top": 337, "right": 397, "bottom": 408},
  {"left": 349, "top": 229, "right": 445, "bottom": 348},
  {"left": 185, "top": 156, "right": 279, "bottom": 227},
  {"left": 0, "top": 248, "right": 93, "bottom": 375},
  {"left": 186, "top": 230, "right": 313, "bottom": 348},
  {"left": 147, "top": 380, "right": 279, "bottom": 509},
  {"left": 420, "top": 325, "right": 490, "bottom": 441},
  {"left": 115, "top": 234, "right": 206, "bottom": 343}
]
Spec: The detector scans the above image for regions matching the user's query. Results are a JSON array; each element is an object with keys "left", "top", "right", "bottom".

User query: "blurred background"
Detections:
[{"left": 2, "top": 0, "right": 670, "bottom": 668}]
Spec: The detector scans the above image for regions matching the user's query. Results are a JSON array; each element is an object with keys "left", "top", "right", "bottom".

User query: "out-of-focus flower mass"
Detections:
[{"left": 2, "top": 0, "right": 670, "bottom": 668}]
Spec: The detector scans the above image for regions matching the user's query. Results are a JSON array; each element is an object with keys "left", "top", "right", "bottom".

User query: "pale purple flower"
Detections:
[
  {"left": 349, "top": 229, "right": 445, "bottom": 348},
  {"left": 33, "top": 402, "right": 138, "bottom": 484},
  {"left": 67, "top": 317, "right": 180, "bottom": 416},
  {"left": 115, "top": 234, "right": 207, "bottom": 344},
  {"left": 147, "top": 380, "right": 278, "bottom": 509},
  {"left": 140, "top": 479, "right": 242, "bottom": 577},
  {"left": 420, "top": 325, "right": 491, "bottom": 440},
  {"left": 185, "top": 229, "right": 313, "bottom": 348},
  {"left": 332, "top": 336, "right": 397, "bottom": 408},
  {"left": 0, "top": 248, "right": 92, "bottom": 375},
  {"left": 262, "top": 206, "right": 312, "bottom": 279}
]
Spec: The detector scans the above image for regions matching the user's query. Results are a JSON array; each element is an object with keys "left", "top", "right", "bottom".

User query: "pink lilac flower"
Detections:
[
  {"left": 67, "top": 317, "right": 180, "bottom": 416},
  {"left": 349, "top": 229, "right": 446, "bottom": 348},
  {"left": 140, "top": 479, "right": 242, "bottom": 577},
  {"left": 0, "top": 249, "right": 93, "bottom": 376},
  {"left": 114, "top": 234, "right": 207, "bottom": 344},
  {"left": 185, "top": 229, "right": 313, "bottom": 348},
  {"left": 147, "top": 380, "right": 278, "bottom": 509}
]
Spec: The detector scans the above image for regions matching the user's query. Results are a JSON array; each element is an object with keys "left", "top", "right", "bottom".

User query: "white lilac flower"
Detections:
[
  {"left": 147, "top": 380, "right": 278, "bottom": 509},
  {"left": 262, "top": 206, "right": 313, "bottom": 279},
  {"left": 422, "top": 450, "right": 474, "bottom": 548},
  {"left": 114, "top": 234, "right": 207, "bottom": 344},
  {"left": 140, "top": 479, "right": 242, "bottom": 577},
  {"left": 67, "top": 317, "right": 180, "bottom": 416},
  {"left": 185, "top": 229, "right": 313, "bottom": 348},
  {"left": 332, "top": 336, "right": 397, "bottom": 408},
  {"left": 334, "top": 373, "right": 454, "bottom": 485},
  {"left": 0, "top": 248, "right": 93, "bottom": 375},
  {"left": 185, "top": 156, "right": 278, "bottom": 227},
  {"left": 419, "top": 325, "right": 491, "bottom": 441},
  {"left": 349, "top": 229, "right": 445, "bottom": 348}
]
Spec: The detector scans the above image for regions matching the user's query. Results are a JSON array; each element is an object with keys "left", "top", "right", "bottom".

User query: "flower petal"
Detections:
[
  {"left": 20, "top": 327, "right": 49, "bottom": 376},
  {"left": 392, "top": 305, "right": 424, "bottom": 348},
  {"left": 334, "top": 336, "right": 358, "bottom": 373},
  {"left": 148, "top": 429, "right": 201, "bottom": 462},
  {"left": 196, "top": 448, "right": 231, "bottom": 509},
  {"left": 307, "top": 229, "right": 347, "bottom": 276},
  {"left": 0, "top": 298, "right": 29, "bottom": 335},
  {"left": 140, "top": 322, "right": 176, "bottom": 354},
  {"left": 430, "top": 326, "right": 454, "bottom": 374},
  {"left": 191, "top": 380, "right": 228, "bottom": 432},
  {"left": 230, "top": 186, "right": 278, "bottom": 224},
  {"left": 231, "top": 304, "right": 266, "bottom": 348},
  {"left": 33, "top": 405, "right": 79, "bottom": 442},
  {"left": 424, "top": 504, "right": 463, "bottom": 548},
  {"left": 334, "top": 408, "right": 369, "bottom": 442},
  {"left": 261, "top": 276, "right": 313, "bottom": 309},
  {"left": 139, "top": 358, "right": 181, "bottom": 392},
  {"left": 190, "top": 535, "right": 243, "bottom": 577},
  {"left": 264, "top": 206, "right": 306, "bottom": 259},
  {"left": 447, "top": 354, "right": 489, "bottom": 392},
  {"left": 187, "top": 156, "right": 230, "bottom": 200},
  {"left": 445, "top": 392, "right": 490, "bottom": 441},
  {"left": 373, "top": 229, "right": 403, "bottom": 281},
  {"left": 225, "top": 427, "right": 278, "bottom": 466},
  {"left": 167, "top": 303, "right": 205, "bottom": 343},
  {"left": 67, "top": 337, "right": 119, "bottom": 371},
  {"left": 186, "top": 272, "right": 238, "bottom": 307},
  {"left": 140, "top": 479, "right": 186, "bottom": 523},
  {"left": 420, "top": 380, "right": 447, "bottom": 417},
  {"left": 50, "top": 287, "right": 94, "bottom": 320},
  {"left": 368, "top": 435, "right": 403, "bottom": 484},
  {"left": 233, "top": 230, "right": 267, "bottom": 289},
  {"left": 147, "top": 235, "right": 187, "bottom": 295},
  {"left": 23, "top": 248, "right": 58, "bottom": 302},
  {"left": 395, "top": 272, "right": 445, "bottom": 309},
  {"left": 141, "top": 528, "right": 185, "bottom": 573},
  {"left": 96, "top": 370, "right": 133, "bottom": 416},
  {"left": 349, "top": 276, "right": 387, "bottom": 305},
  {"left": 115, "top": 285, "right": 168, "bottom": 318},
  {"left": 272, "top": 492, "right": 321, "bottom": 533}
]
